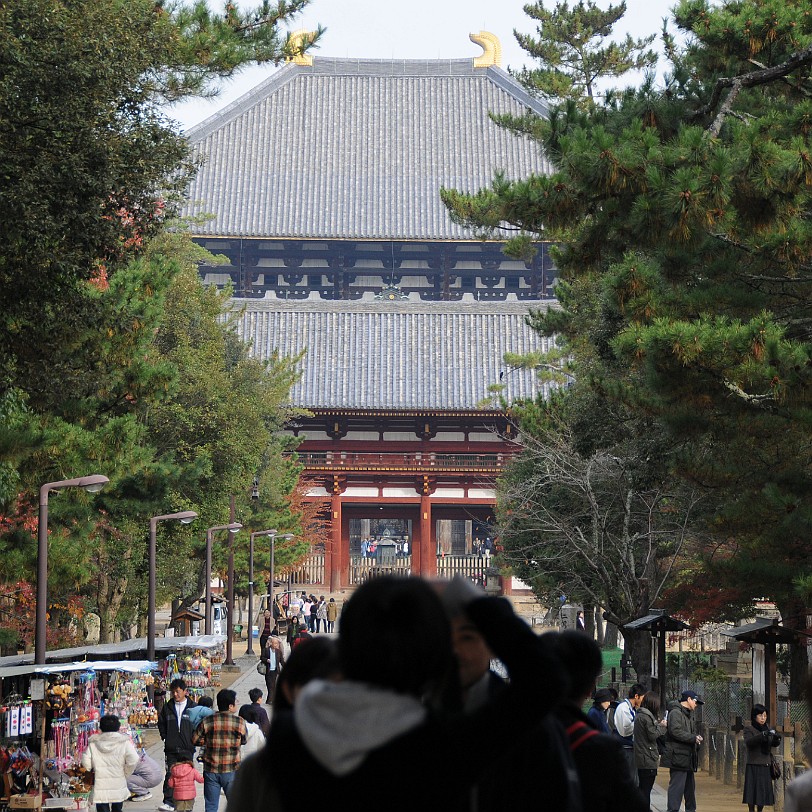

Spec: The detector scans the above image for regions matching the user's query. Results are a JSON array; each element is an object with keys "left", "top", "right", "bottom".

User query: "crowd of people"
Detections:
[{"left": 79, "top": 576, "right": 810, "bottom": 812}]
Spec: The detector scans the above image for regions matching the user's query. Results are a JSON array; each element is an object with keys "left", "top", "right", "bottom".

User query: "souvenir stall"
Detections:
[
  {"left": 153, "top": 636, "right": 224, "bottom": 706},
  {"left": 0, "top": 661, "right": 156, "bottom": 810}
]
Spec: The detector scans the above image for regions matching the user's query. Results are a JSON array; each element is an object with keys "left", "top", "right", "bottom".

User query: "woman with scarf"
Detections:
[{"left": 743, "top": 703, "right": 781, "bottom": 812}]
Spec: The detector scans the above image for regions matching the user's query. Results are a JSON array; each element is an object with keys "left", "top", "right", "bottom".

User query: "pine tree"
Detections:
[{"left": 513, "top": 0, "right": 656, "bottom": 104}]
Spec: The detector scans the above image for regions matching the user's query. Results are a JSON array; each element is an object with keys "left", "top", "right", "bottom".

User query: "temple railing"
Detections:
[
  {"left": 284, "top": 553, "right": 493, "bottom": 587},
  {"left": 296, "top": 451, "right": 511, "bottom": 473}
]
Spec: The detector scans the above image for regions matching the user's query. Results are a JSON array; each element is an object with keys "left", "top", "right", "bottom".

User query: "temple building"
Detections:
[{"left": 182, "top": 33, "right": 555, "bottom": 591}]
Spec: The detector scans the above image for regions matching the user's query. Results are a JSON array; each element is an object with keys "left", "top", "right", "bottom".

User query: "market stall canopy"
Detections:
[
  {"left": 0, "top": 660, "right": 155, "bottom": 679},
  {"left": 0, "top": 634, "right": 223, "bottom": 671},
  {"left": 722, "top": 617, "right": 806, "bottom": 645}
]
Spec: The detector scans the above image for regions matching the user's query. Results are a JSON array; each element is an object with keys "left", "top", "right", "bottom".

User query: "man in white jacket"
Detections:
[
  {"left": 80, "top": 715, "right": 139, "bottom": 812},
  {"left": 613, "top": 683, "right": 646, "bottom": 787}
]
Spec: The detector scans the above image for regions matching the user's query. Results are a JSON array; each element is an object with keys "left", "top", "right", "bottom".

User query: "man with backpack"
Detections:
[{"left": 551, "top": 631, "right": 648, "bottom": 812}]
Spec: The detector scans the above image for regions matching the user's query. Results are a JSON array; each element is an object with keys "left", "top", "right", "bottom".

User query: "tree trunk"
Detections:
[
  {"left": 624, "top": 628, "right": 652, "bottom": 688},
  {"left": 778, "top": 598, "right": 809, "bottom": 699},
  {"left": 583, "top": 603, "right": 596, "bottom": 639},
  {"left": 603, "top": 620, "right": 619, "bottom": 649},
  {"left": 595, "top": 608, "right": 605, "bottom": 646}
]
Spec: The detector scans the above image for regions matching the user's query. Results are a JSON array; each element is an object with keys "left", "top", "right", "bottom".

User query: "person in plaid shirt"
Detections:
[{"left": 191, "top": 689, "right": 247, "bottom": 812}]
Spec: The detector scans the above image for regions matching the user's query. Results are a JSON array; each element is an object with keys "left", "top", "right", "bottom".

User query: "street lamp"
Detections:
[
  {"left": 148, "top": 511, "right": 198, "bottom": 662},
  {"left": 205, "top": 523, "right": 242, "bottom": 634},
  {"left": 246, "top": 530, "right": 277, "bottom": 654},
  {"left": 37, "top": 474, "right": 109, "bottom": 664}
]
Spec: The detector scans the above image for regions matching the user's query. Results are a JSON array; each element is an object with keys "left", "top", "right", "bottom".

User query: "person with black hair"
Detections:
[
  {"left": 226, "top": 576, "right": 565, "bottom": 812},
  {"left": 634, "top": 690, "right": 667, "bottom": 807},
  {"left": 449, "top": 607, "right": 581, "bottom": 811},
  {"left": 80, "top": 715, "right": 139, "bottom": 812},
  {"left": 550, "top": 630, "right": 648, "bottom": 812},
  {"left": 743, "top": 703, "right": 780, "bottom": 812},
  {"left": 157, "top": 678, "right": 197, "bottom": 812},
  {"left": 192, "top": 689, "right": 247, "bottom": 812},
  {"left": 614, "top": 682, "right": 646, "bottom": 786},
  {"left": 238, "top": 689, "right": 269, "bottom": 736}
]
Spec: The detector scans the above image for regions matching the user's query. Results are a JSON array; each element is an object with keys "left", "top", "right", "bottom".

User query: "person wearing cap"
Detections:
[
  {"left": 664, "top": 689, "right": 704, "bottom": 812},
  {"left": 587, "top": 688, "right": 613, "bottom": 734}
]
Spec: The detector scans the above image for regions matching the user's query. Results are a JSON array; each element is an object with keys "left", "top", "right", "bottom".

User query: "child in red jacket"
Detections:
[{"left": 168, "top": 757, "right": 203, "bottom": 812}]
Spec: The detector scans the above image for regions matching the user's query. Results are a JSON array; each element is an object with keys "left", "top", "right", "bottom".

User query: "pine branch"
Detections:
[{"left": 693, "top": 43, "right": 812, "bottom": 129}]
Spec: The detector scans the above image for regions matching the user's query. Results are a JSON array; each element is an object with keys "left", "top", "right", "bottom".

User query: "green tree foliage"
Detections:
[
  {"left": 0, "top": 0, "right": 318, "bottom": 403},
  {"left": 0, "top": 0, "right": 319, "bottom": 645},
  {"left": 513, "top": 0, "right": 656, "bottom": 104},
  {"left": 444, "top": 0, "right": 812, "bottom": 689}
]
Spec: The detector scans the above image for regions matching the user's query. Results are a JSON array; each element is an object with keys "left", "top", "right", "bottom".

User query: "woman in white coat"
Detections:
[{"left": 80, "top": 715, "right": 139, "bottom": 812}]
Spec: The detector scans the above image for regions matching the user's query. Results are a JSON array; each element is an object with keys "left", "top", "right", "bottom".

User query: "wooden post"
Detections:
[{"left": 330, "top": 494, "right": 342, "bottom": 590}]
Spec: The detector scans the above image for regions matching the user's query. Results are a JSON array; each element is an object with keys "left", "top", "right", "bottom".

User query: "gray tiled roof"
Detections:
[
  {"left": 184, "top": 57, "right": 550, "bottom": 241},
  {"left": 234, "top": 299, "right": 554, "bottom": 410}
]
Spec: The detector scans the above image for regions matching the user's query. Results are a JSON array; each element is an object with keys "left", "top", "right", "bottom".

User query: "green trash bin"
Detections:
[{"left": 234, "top": 624, "right": 243, "bottom": 638}]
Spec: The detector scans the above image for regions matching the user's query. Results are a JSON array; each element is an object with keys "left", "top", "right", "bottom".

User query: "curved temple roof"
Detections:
[
  {"left": 234, "top": 300, "right": 554, "bottom": 410},
  {"left": 183, "top": 56, "right": 550, "bottom": 241}
]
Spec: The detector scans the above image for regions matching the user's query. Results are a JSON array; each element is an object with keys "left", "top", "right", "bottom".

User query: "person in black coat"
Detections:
[
  {"left": 550, "top": 631, "right": 648, "bottom": 812},
  {"left": 742, "top": 704, "right": 780, "bottom": 812},
  {"left": 227, "top": 576, "right": 568, "bottom": 812},
  {"left": 156, "top": 679, "right": 197, "bottom": 812}
]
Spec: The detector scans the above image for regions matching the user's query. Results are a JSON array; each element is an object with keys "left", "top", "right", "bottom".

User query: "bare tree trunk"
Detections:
[
  {"left": 603, "top": 620, "right": 619, "bottom": 649},
  {"left": 583, "top": 603, "right": 596, "bottom": 638},
  {"left": 625, "top": 628, "right": 653, "bottom": 688},
  {"left": 595, "top": 607, "right": 605, "bottom": 646}
]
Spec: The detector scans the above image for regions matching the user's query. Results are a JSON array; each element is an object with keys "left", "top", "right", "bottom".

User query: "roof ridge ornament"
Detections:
[
  {"left": 287, "top": 30, "right": 316, "bottom": 66},
  {"left": 470, "top": 31, "right": 502, "bottom": 69}
]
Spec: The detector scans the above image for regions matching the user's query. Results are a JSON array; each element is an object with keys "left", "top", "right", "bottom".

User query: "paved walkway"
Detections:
[{"left": 133, "top": 652, "right": 269, "bottom": 812}]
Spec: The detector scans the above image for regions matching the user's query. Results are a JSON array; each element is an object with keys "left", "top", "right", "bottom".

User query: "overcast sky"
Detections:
[{"left": 167, "top": 0, "right": 678, "bottom": 131}]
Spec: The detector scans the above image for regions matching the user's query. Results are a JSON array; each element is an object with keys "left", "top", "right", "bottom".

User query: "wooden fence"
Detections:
[{"left": 282, "top": 553, "right": 493, "bottom": 587}]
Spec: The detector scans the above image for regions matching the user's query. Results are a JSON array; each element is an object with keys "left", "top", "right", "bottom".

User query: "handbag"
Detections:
[
  {"left": 769, "top": 757, "right": 781, "bottom": 781},
  {"left": 256, "top": 660, "right": 267, "bottom": 676}
]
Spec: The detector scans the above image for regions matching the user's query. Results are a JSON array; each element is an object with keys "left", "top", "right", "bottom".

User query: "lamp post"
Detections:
[
  {"left": 246, "top": 530, "right": 277, "bottom": 654},
  {"left": 148, "top": 511, "right": 197, "bottom": 662},
  {"left": 37, "top": 474, "right": 109, "bottom": 664},
  {"left": 205, "top": 523, "right": 242, "bottom": 634}
]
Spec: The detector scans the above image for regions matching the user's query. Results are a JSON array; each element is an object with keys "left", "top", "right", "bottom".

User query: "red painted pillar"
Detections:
[
  {"left": 420, "top": 494, "right": 436, "bottom": 578},
  {"left": 330, "top": 494, "right": 342, "bottom": 591}
]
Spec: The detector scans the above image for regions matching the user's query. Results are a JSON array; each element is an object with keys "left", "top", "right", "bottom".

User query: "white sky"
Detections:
[{"left": 167, "top": 0, "right": 678, "bottom": 131}]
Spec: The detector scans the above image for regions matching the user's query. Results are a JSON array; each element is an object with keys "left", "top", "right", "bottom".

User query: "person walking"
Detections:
[
  {"left": 80, "top": 715, "right": 139, "bottom": 812},
  {"left": 634, "top": 690, "right": 667, "bottom": 808},
  {"left": 315, "top": 596, "right": 327, "bottom": 633},
  {"left": 663, "top": 689, "right": 704, "bottom": 812},
  {"left": 785, "top": 672, "right": 812, "bottom": 812},
  {"left": 326, "top": 598, "right": 338, "bottom": 633},
  {"left": 743, "top": 704, "right": 781, "bottom": 812},
  {"left": 167, "top": 757, "right": 203, "bottom": 812},
  {"left": 191, "top": 688, "right": 247, "bottom": 812},
  {"left": 258, "top": 610, "right": 273, "bottom": 654},
  {"left": 239, "top": 688, "right": 270, "bottom": 735},
  {"left": 263, "top": 635, "right": 285, "bottom": 704},
  {"left": 157, "top": 678, "right": 198, "bottom": 812}
]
